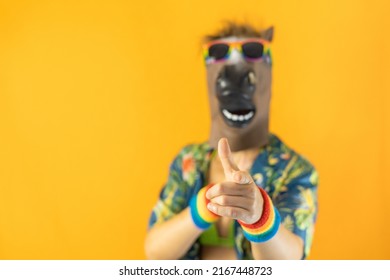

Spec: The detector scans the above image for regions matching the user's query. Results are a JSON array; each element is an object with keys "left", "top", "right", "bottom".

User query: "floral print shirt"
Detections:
[{"left": 148, "top": 133, "right": 318, "bottom": 259}]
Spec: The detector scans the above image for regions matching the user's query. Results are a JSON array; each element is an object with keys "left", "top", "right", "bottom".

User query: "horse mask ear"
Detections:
[{"left": 261, "top": 26, "right": 274, "bottom": 42}]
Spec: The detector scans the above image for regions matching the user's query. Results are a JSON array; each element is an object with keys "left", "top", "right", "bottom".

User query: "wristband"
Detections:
[
  {"left": 190, "top": 184, "right": 220, "bottom": 230},
  {"left": 238, "top": 187, "right": 281, "bottom": 242}
]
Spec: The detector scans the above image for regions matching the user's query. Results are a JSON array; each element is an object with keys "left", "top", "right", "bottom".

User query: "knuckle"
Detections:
[
  {"left": 212, "top": 205, "right": 220, "bottom": 215},
  {"left": 250, "top": 187, "right": 258, "bottom": 198},
  {"left": 217, "top": 184, "right": 225, "bottom": 193},
  {"left": 242, "top": 186, "right": 252, "bottom": 197},
  {"left": 220, "top": 196, "right": 229, "bottom": 205},
  {"left": 231, "top": 210, "right": 238, "bottom": 219}
]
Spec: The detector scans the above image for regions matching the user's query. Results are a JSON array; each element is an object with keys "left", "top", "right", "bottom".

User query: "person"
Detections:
[{"left": 144, "top": 22, "right": 318, "bottom": 260}]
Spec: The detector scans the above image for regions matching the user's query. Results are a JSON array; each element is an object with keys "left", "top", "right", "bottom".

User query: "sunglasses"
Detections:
[{"left": 203, "top": 38, "right": 271, "bottom": 64}]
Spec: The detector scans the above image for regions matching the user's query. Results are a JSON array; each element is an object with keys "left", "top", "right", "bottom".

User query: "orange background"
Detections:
[{"left": 0, "top": 0, "right": 389, "bottom": 259}]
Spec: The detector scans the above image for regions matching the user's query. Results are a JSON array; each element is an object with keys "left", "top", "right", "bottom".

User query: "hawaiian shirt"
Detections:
[{"left": 148, "top": 133, "right": 318, "bottom": 259}]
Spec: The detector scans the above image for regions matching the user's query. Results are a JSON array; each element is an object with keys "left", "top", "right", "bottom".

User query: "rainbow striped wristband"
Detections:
[
  {"left": 238, "top": 187, "right": 281, "bottom": 243},
  {"left": 190, "top": 184, "right": 220, "bottom": 230}
]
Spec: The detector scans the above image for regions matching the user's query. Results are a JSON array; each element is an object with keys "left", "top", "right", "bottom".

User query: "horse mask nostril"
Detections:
[
  {"left": 216, "top": 65, "right": 257, "bottom": 98},
  {"left": 217, "top": 77, "right": 227, "bottom": 89}
]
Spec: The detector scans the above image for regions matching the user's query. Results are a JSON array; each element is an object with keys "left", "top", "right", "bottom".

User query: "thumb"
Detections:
[
  {"left": 232, "top": 170, "right": 253, "bottom": 185},
  {"left": 218, "top": 138, "right": 239, "bottom": 180}
]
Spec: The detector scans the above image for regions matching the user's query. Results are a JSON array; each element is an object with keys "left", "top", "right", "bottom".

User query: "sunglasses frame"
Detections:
[{"left": 203, "top": 38, "right": 271, "bottom": 64}]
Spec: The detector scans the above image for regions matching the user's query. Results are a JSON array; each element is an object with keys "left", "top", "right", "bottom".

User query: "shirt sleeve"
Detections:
[
  {"left": 274, "top": 155, "right": 319, "bottom": 259},
  {"left": 148, "top": 150, "right": 190, "bottom": 230}
]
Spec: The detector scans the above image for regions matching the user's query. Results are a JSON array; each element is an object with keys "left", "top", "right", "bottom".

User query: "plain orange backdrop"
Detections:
[{"left": 0, "top": 0, "right": 389, "bottom": 259}]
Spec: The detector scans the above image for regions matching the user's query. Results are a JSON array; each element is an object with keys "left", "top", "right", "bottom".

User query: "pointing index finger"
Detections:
[{"left": 218, "top": 138, "right": 240, "bottom": 180}]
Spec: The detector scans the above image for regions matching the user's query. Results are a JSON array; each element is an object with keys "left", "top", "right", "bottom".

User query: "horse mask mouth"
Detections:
[{"left": 216, "top": 65, "right": 257, "bottom": 128}]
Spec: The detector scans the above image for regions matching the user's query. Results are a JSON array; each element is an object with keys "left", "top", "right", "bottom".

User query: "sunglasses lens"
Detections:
[
  {"left": 208, "top": 43, "right": 229, "bottom": 60},
  {"left": 242, "top": 42, "right": 264, "bottom": 59}
]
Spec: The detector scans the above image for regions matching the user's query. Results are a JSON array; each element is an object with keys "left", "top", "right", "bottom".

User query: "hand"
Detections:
[{"left": 205, "top": 138, "right": 264, "bottom": 224}]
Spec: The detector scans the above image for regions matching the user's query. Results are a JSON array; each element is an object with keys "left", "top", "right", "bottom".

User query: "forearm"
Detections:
[
  {"left": 250, "top": 224, "right": 304, "bottom": 260},
  {"left": 144, "top": 207, "right": 203, "bottom": 260}
]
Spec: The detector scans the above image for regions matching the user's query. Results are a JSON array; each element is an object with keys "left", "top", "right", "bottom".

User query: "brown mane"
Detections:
[{"left": 203, "top": 21, "right": 263, "bottom": 43}]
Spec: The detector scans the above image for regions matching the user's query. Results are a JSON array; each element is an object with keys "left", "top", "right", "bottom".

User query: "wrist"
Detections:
[
  {"left": 190, "top": 184, "right": 220, "bottom": 230},
  {"left": 238, "top": 187, "right": 281, "bottom": 242}
]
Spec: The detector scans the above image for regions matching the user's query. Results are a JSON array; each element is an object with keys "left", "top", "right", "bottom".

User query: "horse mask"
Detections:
[{"left": 205, "top": 27, "right": 274, "bottom": 152}]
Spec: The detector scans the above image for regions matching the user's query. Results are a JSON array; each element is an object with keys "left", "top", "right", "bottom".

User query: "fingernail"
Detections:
[{"left": 234, "top": 172, "right": 250, "bottom": 184}]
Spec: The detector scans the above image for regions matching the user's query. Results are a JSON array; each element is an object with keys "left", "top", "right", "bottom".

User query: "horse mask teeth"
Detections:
[{"left": 205, "top": 27, "right": 274, "bottom": 152}]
